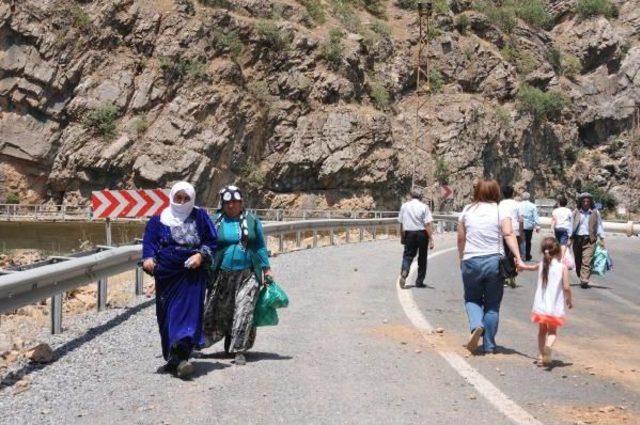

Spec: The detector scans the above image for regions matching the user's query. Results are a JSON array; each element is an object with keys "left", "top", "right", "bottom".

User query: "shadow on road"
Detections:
[
  {"left": 0, "top": 299, "right": 155, "bottom": 391},
  {"left": 247, "top": 352, "right": 293, "bottom": 363},
  {"left": 494, "top": 346, "right": 537, "bottom": 361},
  {"left": 198, "top": 351, "right": 293, "bottom": 363},
  {"left": 191, "top": 361, "right": 230, "bottom": 378},
  {"left": 569, "top": 283, "right": 611, "bottom": 289},
  {"left": 543, "top": 360, "right": 573, "bottom": 371}
]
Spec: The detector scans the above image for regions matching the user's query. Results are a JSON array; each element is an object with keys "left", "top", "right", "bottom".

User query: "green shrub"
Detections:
[
  {"left": 545, "top": 47, "right": 562, "bottom": 73},
  {"left": 434, "top": 158, "right": 450, "bottom": 184},
  {"left": 474, "top": 1, "right": 517, "bottom": 33},
  {"left": 363, "top": 0, "right": 387, "bottom": 18},
  {"left": 575, "top": 0, "right": 618, "bottom": 19},
  {"left": 323, "top": 28, "right": 345, "bottom": 70},
  {"left": 197, "top": 0, "right": 234, "bottom": 8},
  {"left": 428, "top": 26, "right": 442, "bottom": 38},
  {"left": 370, "top": 82, "right": 390, "bottom": 109},
  {"left": 5, "top": 193, "right": 20, "bottom": 205},
  {"left": 132, "top": 115, "right": 149, "bottom": 135},
  {"left": 241, "top": 162, "right": 267, "bottom": 189},
  {"left": 501, "top": 44, "right": 538, "bottom": 75},
  {"left": 84, "top": 104, "right": 118, "bottom": 138},
  {"left": 247, "top": 81, "right": 274, "bottom": 110},
  {"left": 213, "top": 30, "right": 243, "bottom": 58},
  {"left": 331, "top": 0, "right": 362, "bottom": 32},
  {"left": 582, "top": 183, "right": 618, "bottom": 211},
  {"left": 428, "top": 69, "right": 444, "bottom": 93},
  {"left": 159, "top": 56, "right": 207, "bottom": 82},
  {"left": 474, "top": 0, "right": 553, "bottom": 32},
  {"left": 70, "top": 5, "right": 91, "bottom": 30},
  {"left": 186, "top": 60, "right": 208, "bottom": 79},
  {"left": 396, "top": 0, "right": 418, "bottom": 9},
  {"left": 433, "top": 0, "right": 449, "bottom": 14},
  {"left": 255, "top": 20, "right": 290, "bottom": 49},
  {"left": 297, "top": 0, "right": 326, "bottom": 24},
  {"left": 494, "top": 106, "right": 511, "bottom": 127},
  {"left": 515, "top": 0, "right": 553, "bottom": 29},
  {"left": 562, "top": 55, "right": 582, "bottom": 78},
  {"left": 371, "top": 20, "right": 391, "bottom": 37},
  {"left": 516, "top": 84, "right": 567, "bottom": 121},
  {"left": 455, "top": 13, "right": 470, "bottom": 34}
]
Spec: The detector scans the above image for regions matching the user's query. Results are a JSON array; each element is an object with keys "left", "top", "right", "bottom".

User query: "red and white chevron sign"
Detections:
[{"left": 91, "top": 189, "right": 170, "bottom": 219}]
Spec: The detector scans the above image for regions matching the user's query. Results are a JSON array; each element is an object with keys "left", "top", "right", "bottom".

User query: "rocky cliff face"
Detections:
[{"left": 1, "top": 0, "right": 639, "bottom": 211}]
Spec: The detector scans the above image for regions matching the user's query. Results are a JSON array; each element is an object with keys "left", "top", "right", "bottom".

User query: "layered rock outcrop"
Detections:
[{"left": 0, "top": 0, "right": 638, "bottom": 211}]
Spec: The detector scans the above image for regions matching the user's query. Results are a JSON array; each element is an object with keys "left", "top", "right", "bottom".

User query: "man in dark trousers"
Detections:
[
  {"left": 398, "top": 188, "right": 434, "bottom": 289},
  {"left": 571, "top": 192, "right": 605, "bottom": 289}
]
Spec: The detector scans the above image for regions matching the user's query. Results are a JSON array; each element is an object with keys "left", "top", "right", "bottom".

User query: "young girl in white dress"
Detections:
[{"left": 522, "top": 237, "right": 573, "bottom": 366}]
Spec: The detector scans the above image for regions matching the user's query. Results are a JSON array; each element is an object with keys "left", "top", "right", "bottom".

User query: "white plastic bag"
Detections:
[{"left": 562, "top": 247, "right": 575, "bottom": 270}]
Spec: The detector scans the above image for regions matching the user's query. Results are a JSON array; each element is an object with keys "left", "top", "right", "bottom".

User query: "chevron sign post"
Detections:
[{"left": 91, "top": 189, "right": 170, "bottom": 219}]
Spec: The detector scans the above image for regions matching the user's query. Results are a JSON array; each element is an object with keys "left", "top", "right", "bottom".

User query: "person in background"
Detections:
[
  {"left": 551, "top": 195, "right": 572, "bottom": 257},
  {"left": 457, "top": 180, "right": 524, "bottom": 354},
  {"left": 499, "top": 185, "right": 522, "bottom": 288},
  {"left": 398, "top": 187, "right": 434, "bottom": 289},
  {"left": 142, "top": 182, "right": 217, "bottom": 379},
  {"left": 571, "top": 192, "right": 605, "bottom": 289},
  {"left": 518, "top": 192, "right": 540, "bottom": 262},
  {"left": 203, "top": 185, "right": 272, "bottom": 366}
]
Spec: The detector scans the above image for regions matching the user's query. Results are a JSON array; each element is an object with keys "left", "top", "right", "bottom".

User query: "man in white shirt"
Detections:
[
  {"left": 518, "top": 192, "right": 540, "bottom": 261},
  {"left": 498, "top": 185, "right": 522, "bottom": 288},
  {"left": 398, "top": 188, "right": 434, "bottom": 289}
]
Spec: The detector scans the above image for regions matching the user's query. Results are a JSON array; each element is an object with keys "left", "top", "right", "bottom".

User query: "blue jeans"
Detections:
[{"left": 461, "top": 254, "right": 504, "bottom": 352}]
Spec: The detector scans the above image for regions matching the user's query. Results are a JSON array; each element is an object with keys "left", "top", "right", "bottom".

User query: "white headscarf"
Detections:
[{"left": 160, "top": 181, "right": 196, "bottom": 227}]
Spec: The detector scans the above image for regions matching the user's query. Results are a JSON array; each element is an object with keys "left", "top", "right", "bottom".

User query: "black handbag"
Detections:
[{"left": 497, "top": 206, "right": 518, "bottom": 279}]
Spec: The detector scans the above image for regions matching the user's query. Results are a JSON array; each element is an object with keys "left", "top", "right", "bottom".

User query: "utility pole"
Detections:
[{"left": 411, "top": 1, "right": 432, "bottom": 191}]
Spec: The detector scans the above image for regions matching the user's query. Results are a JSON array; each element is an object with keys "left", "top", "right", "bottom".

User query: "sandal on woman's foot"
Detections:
[
  {"left": 466, "top": 327, "right": 484, "bottom": 353},
  {"left": 234, "top": 353, "right": 246, "bottom": 366},
  {"left": 542, "top": 346, "right": 552, "bottom": 366},
  {"left": 176, "top": 360, "right": 195, "bottom": 379}
]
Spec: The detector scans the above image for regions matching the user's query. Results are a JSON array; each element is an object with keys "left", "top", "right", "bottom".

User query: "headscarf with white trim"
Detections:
[
  {"left": 160, "top": 181, "right": 196, "bottom": 227},
  {"left": 217, "top": 185, "right": 249, "bottom": 247}
]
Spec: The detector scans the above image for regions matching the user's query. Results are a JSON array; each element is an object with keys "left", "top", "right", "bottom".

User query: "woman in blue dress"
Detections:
[
  {"left": 203, "top": 185, "right": 272, "bottom": 366},
  {"left": 142, "top": 182, "right": 217, "bottom": 379}
]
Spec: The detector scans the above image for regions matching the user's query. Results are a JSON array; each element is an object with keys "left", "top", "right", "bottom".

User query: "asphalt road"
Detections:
[{"left": 1, "top": 234, "right": 638, "bottom": 425}]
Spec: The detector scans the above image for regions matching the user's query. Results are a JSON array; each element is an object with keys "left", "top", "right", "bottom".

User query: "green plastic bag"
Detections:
[
  {"left": 254, "top": 281, "right": 289, "bottom": 327},
  {"left": 591, "top": 244, "right": 608, "bottom": 276}
]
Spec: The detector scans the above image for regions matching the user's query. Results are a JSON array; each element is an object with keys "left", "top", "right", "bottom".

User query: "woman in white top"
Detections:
[
  {"left": 457, "top": 180, "right": 524, "bottom": 354},
  {"left": 551, "top": 195, "right": 573, "bottom": 257}
]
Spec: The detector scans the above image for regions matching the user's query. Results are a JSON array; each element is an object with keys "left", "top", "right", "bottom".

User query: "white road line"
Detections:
[{"left": 397, "top": 247, "right": 544, "bottom": 425}]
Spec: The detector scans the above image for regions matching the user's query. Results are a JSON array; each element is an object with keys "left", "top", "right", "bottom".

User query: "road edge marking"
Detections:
[{"left": 396, "top": 247, "right": 544, "bottom": 425}]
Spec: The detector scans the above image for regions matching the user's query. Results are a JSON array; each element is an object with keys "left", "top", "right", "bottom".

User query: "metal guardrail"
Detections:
[
  {"left": 1, "top": 216, "right": 451, "bottom": 334},
  {"left": 0, "top": 204, "right": 400, "bottom": 222},
  {"left": 1, "top": 214, "right": 637, "bottom": 335}
]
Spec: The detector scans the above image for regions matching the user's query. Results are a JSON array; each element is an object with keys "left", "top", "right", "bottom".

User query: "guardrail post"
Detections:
[
  {"left": 61, "top": 205, "right": 66, "bottom": 221},
  {"left": 330, "top": 229, "right": 335, "bottom": 245},
  {"left": 278, "top": 233, "right": 284, "bottom": 252},
  {"left": 51, "top": 293, "right": 63, "bottom": 334},
  {"left": 313, "top": 230, "right": 318, "bottom": 248},
  {"left": 296, "top": 231, "right": 301, "bottom": 248},
  {"left": 345, "top": 227, "right": 350, "bottom": 243},
  {"left": 135, "top": 267, "right": 144, "bottom": 296},
  {"left": 302, "top": 211, "right": 307, "bottom": 220},
  {"left": 359, "top": 227, "right": 364, "bottom": 242},
  {"left": 97, "top": 278, "right": 107, "bottom": 311},
  {"left": 372, "top": 225, "right": 377, "bottom": 240}
]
